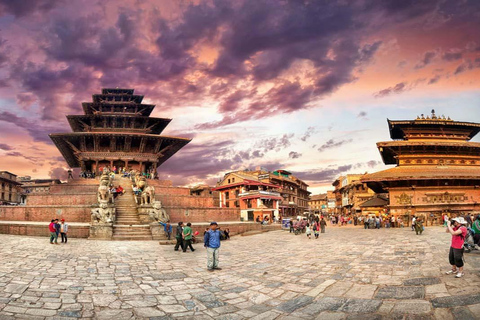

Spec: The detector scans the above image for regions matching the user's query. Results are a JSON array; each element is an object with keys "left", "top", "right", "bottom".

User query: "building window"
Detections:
[
  {"left": 247, "top": 200, "right": 252, "bottom": 208},
  {"left": 225, "top": 192, "right": 229, "bottom": 200},
  {"left": 235, "top": 201, "right": 239, "bottom": 208},
  {"left": 228, "top": 179, "right": 230, "bottom": 183},
  {"left": 225, "top": 201, "right": 230, "bottom": 208},
  {"left": 232, "top": 178, "right": 235, "bottom": 182}
]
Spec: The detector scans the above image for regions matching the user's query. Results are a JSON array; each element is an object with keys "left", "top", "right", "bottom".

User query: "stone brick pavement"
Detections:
[{"left": 0, "top": 226, "right": 479, "bottom": 319}]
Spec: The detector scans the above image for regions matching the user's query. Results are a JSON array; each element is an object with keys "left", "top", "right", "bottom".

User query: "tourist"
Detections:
[
  {"left": 443, "top": 213, "right": 449, "bottom": 227},
  {"left": 159, "top": 220, "right": 172, "bottom": 240},
  {"left": 353, "top": 216, "right": 358, "bottom": 226},
  {"left": 445, "top": 217, "right": 468, "bottom": 278},
  {"left": 473, "top": 215, "right": 480, "bottom": 235},
  {"left": 411, "top": 216, "right": 416, "bottom": 231},
  {"left": 182, "top": 222, "right": 195, "bottom": 252},
  {"left": 256, "top": 216, "right": 261, "bottom": 224},
  {"left": 289, "top": 219, "right": 294, "bottom": 233},
  {"left": 391, "top": 215, "right": 395, "bottom": 228},
  {"left": 364, "top": 216, "right": 369, "bottom": 229},
  {"left": 375, "top": 216, "right": 380, "bottom": 229},
  {"left": 465, "top": 213, "right": 472, "bottom": 228},
  {"left": 60, "top": 219, "right": 68, "bottom": 243},
  {"left": 111, "top": 186, "right": 118, "bottom": 199},
  {"left": 224, "top": 228, "right": 230, "bottom": 239},
  {"left": 54, "top": 219, "right": 61, "bottom": 239},
  {"left": 116, "top": 185, "right": 124, "bottom": 196},
  {"left": 204, "top": 222, "right": 222, "bottom": 271},
  {"left": 305, "top": 223, "right": 312, "bottom": 239},
  {"left": 174, "top": 222, "right": 184, "bottom": 251},
  {"left": 320, "top": 217, "right": 327, "bottom": 233},
  {"left": 414, "top": 218, "right": 424, "bottom": 235},
  {"left": 398, "top": 217, "right": 404, "bottom": 228},
  {"left": 313, "top": 220, "right": 320, "bottom": 239},
  {"left": 49, "top": 219, "right": 58, "bottom": 244}
]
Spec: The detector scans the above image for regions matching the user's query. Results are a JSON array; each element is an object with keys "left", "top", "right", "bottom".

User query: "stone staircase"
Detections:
[{"left": 112, "top": 177, "right": 153, "bottom": 240}]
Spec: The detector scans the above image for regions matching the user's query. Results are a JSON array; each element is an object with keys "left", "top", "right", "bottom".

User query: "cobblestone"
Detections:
[{"left": 0, "top": 226, "right": 479, "bottom": 319}]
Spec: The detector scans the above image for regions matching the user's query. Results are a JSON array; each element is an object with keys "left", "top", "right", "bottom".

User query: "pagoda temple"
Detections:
[
  {"left": 50, "top": 88, "right": 191, "bottom": 174},
  {"left": 362, "top": 110, "right": 480, "bottom": 224}
]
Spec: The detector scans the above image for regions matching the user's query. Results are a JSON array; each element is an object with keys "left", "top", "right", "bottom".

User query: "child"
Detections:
[{"left": 305, "top": 223, "right": 312, "bottom": 239}]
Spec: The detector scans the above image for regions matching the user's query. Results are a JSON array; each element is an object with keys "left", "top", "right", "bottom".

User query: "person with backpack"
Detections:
[
  {"left": 445, "top": 217, "right": 468, "bottom": 278},
  {"left": 204, "top": 222, "right": 222, "bottom": 271}
]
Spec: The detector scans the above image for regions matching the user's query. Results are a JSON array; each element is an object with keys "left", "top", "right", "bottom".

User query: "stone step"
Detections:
[
  {"left": 112, "top": 235, "right": 153, "bottom": 240},
  {"left": 113, "top": 231, "right": 152, "bottom": 236},
  {"left": 115, "top": 221, "right": 141, "bottom": 225}
]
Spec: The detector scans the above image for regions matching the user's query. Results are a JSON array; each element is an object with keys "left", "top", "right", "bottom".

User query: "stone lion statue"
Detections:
[
  {"left": 97, "top": 173, "right": 112, "bottom": 202},
  {"left": 91, "top": 200, "right": 115, "bottom": 224},
  {"left": 136, "top": 175, "right": 147, "bottom": 191},
  {"left": 141, "top": 186, "right": 155, "bottom": 205},
  {"left": 149, "top": 201, "right": 169, "bottom": 223}
]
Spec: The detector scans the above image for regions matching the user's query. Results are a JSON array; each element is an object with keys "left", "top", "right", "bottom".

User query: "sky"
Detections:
[{"left": 0, "top": 0, "right": 479, "bottom": 195}]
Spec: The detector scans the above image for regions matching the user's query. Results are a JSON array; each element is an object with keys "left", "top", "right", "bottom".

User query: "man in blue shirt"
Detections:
[{"left": 204, "top": 222, "right": 221, "bottom": 271}]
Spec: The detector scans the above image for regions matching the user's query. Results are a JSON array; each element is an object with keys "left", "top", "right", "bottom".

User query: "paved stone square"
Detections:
[{"left": 0, "top": 226, "right": 479, "bottom": 319}]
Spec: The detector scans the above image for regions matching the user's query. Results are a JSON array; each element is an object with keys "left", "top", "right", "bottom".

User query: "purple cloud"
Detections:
[{"left": 318, "top": 139, "right": 353, "bottom": 152}]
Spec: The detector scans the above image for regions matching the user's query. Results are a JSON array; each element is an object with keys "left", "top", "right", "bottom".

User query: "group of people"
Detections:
[
  {"left": 48, "top": 219, "right": 68, "bottom": 244},
  {"left": 110, "top": 185, "right": 125, "bottom": 198},
  {"left": 360, "top": 215, "right": 404, "bottom": 229},
  {"left": 167, "top": 221, "right": 223, "bottom": 271},
  {"left": 79, "top": 170, "right": 96, "bottom": 179}
]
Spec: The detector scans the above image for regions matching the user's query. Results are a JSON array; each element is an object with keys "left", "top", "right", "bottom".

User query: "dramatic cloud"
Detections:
[
  {"left": 300, "top": 127, "right": 316, "bottom": 142},
  {"left": 0, "top": 143, "right": 13, "bottom": 151},
  {"left": 0, "top": 0, "right": 61, "bottom": 17},
  {"left": 442, "top": 50, "right": 463, "bottom": 61},
  {"left": 374, "top": 82, "right": 408, "bottom": 97},
  {"left": 0, "top": 112, "right": 65, "bottom": 143},
  {"left": 414, "top": 51, "right": 437, "bottom": 69},
  {"left": 255, "top": 134, "right": 294, "bottom": 153},
  {"left": 428, "top": 75, "right": 441, "bottom": 84},
  {"left": 318, "top": 139, "right": 353, "bottom": 152},
  {"left": 288, "top": 151, "right": 302, "bottom": 159},
  {"left": 295, "top": 165, "right": 353, "bottom": 184}
]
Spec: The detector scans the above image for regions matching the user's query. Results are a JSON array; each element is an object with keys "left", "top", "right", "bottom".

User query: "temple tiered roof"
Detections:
[
  {"left": 362, "top": 110, "right": 480, "bottom": 192},
  {"left": 50, "top": 88, "right": 191, "bottom": 173}
]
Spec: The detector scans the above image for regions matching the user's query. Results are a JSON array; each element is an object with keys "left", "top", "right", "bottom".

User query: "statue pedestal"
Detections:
[
  {"left": 150, "top": 222, "right": 164, "bottom": 240},
  {"left": 88, "top": 224, "right": 113, "bottom": 240},
  {"left": 138, "top": 205, "right": 153, "bottom": 224}
]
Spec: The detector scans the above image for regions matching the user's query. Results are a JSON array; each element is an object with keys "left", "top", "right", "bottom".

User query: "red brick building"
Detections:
[{"left": 214, "top": 168, "right": 310, "bottom": 221}]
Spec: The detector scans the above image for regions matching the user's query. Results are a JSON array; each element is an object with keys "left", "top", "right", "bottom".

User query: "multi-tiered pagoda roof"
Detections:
[
  {"left": 362, "top": 110, "right": 480, "bottom": 192},
  {"left": 50, "top": 88, "right": 191, "bottom": 173}
]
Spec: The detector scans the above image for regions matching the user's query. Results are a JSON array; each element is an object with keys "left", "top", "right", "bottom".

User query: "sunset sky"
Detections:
[{"left": 0, "top": 0, "right": 479, "bottom": 194}]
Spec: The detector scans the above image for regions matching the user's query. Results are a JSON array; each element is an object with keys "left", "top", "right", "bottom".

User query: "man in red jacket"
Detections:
[{"left": 49, "top": 219, "right": 58, "bottom": 244}]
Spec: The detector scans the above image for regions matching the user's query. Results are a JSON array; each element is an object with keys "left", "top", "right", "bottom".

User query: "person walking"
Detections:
[
  {"left": 289, "top": 220, "right": 294, "bottom": 233},
  {"left": 60, "top": 219, "right": 68, "bottom": 243},
  {"left": 445, "top": 217, "right": 468, "bottom": 278},
  {"left": 174, "top": 222, "right": 184, "bottom": 251},
  {"left": 204, "top": 222, "right": 221, "bottom": 271},
  {"left": 320, "top": 217, "right": 327, "bottom": 233},
  {"left": 411, "top": 216, "right": 416, "bottom": 231},
  {"left": 49, "top": 219, "right": 58, "bottom": 244},
  {"left": 305, "top": 223, "right": 312, "bottom": 239},
  {"left": 182, "top": 222, "right": 195, "bottom": 252},
  {"left": 313, "top": 221, "right": 320, "bottom": 239}
]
